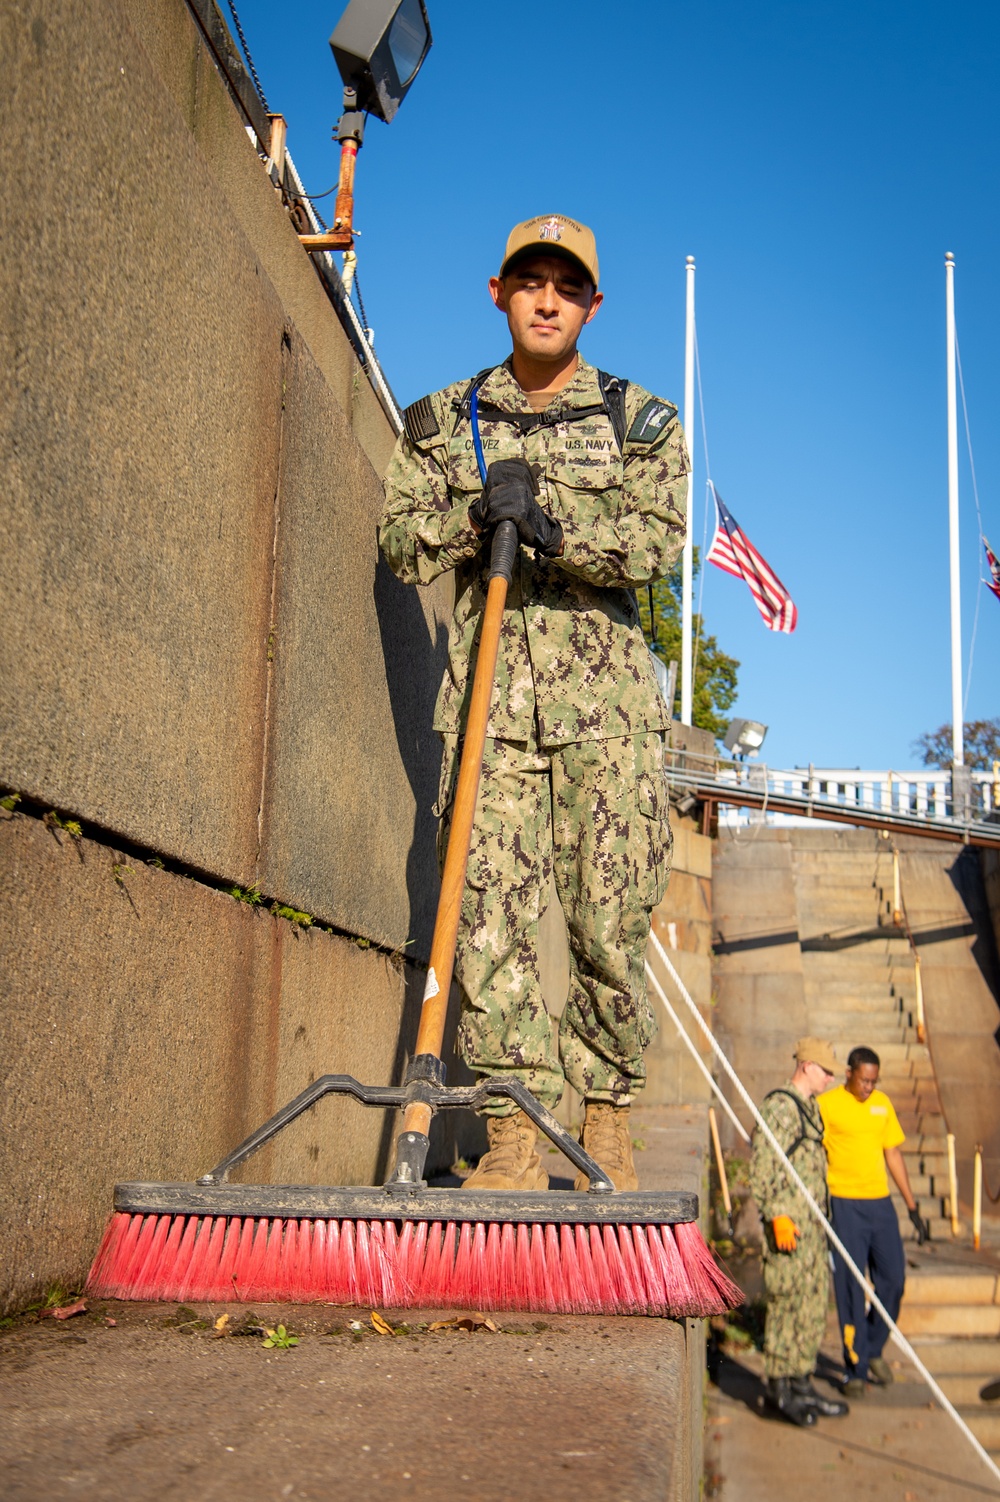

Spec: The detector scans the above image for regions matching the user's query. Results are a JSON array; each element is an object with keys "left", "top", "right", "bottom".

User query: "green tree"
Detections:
[
  {"left": 913, "top": 718, "right": 1000, "bottom": 771},
  {"left": 638, "top": 548, "right": 740, "bottom": 738}
]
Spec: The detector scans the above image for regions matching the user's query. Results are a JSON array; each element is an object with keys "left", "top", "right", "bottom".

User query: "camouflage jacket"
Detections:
[
  {"left": 379, "top": 357, "right": 688, "bottom": 744},
  {"left": 749, "top": 1082, "right": 828, "bottom": 1226}
]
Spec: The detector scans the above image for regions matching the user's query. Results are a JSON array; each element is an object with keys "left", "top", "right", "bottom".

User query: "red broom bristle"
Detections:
[
  {"left": 513, "top": 1223, "right": 535, "bottom": 1310},
  {"left": 448, "top": 1221, "right": 473, "bottom": 1307},
  {"left": 212, "top": 1216, "right": 244, "bottom": 1302},
  {"left": 648, "top": 1225, "right": 694, "bottom": 1316},
  {"left": 562, "top": 1224, "right": 591, "bottom": 1314},
  {"left": 89, "top": 1212, "right": 140, "bottom": 1298},
  {"left": 238, "top": 1216, "right": 272, "bottom": 1301},
  {"left": 540, "top": 1224, "right": 562, "bottom": 1313},
  {"left": 137, "top": 1213, "right": 179, "bottom": 1300},
  {"left": 674, "top": 1220, "right": 742, "bottom": 1314},
  {"left": 584, "top": 1225, "right": 611, "bottom": 1309},
  {"left": 578, "top": 1224, "right": 608, "bottom": 1314},
  {"left": 87, "top": 1210, "right": 741, "bottom": 1318},
  {"left": 628, "top": 1225, "right": 663, "bottom": 1314}
]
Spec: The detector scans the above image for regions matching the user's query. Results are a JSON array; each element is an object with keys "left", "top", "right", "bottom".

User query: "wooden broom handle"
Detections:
[{"left": 402, "top": 521, "right": 519, "bottom": 1137}]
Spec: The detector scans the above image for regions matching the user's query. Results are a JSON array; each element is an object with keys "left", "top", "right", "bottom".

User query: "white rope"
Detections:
[
  {"left": 644, "top": 959, "right": 750, "bottom": 1143},
  {"left": 648, "top": 925, "right": 1000, "bottom": 1490}
]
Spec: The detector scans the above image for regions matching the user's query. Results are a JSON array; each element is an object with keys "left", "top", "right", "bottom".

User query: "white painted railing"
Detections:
[{"left": 712, "top": 764, "right": 999, "bottom": 831}]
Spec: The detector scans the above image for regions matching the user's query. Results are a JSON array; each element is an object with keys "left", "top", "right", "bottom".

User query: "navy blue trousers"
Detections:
[{"left": 829, "top": 1195, "right": 906, "bottom": 1380}]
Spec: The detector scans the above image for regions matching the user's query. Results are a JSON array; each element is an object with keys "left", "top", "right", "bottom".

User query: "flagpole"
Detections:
[
  {"left": 945, "top": 251, "right": 963, "bottom": 766},
  {"left": 681, "top": 255, "right": 695, "bottom": 725}
]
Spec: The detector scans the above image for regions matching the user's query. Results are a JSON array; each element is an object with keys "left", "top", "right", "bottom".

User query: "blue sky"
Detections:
[{"left": 230, "top": 0, "right": 999, "bottom": 771}]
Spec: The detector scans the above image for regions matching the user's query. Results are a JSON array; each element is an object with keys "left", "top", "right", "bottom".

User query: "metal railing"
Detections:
[{"left": 665, "top": 752, "right": 1000, "bottom": 848}]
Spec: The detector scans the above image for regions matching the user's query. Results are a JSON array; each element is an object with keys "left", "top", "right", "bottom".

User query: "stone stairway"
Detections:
[
  {"left": 789, "top": 833, "right": 953, "bottom": 1240},
  {"left": 897, "top": 1259, "right": 1000, "bottom": 1462},
  {"left": 713, "top": 825, "right": 1000, "bottom": 1481}
]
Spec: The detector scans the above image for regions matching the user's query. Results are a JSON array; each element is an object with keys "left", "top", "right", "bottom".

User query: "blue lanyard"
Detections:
[{"left": 469, "top": 385, "right": 488, "bottom": 485}]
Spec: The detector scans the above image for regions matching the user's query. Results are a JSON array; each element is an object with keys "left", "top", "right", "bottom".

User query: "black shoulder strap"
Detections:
[
  {"left": 450, "top": 366, "right": 628, "bottom": 451},
  {"left": 454, "top": 367, "right": 497, "bottom": 429},
  {"left": 597, "top": 370, "right": 628, "bottom": 452},
  {"left": 763, "top": 1088, "right": 824, "bottom": 1159}
]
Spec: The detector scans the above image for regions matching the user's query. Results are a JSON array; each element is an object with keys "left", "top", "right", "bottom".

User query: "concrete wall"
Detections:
[
  {"left": 899, "top": 838, "right": 1000, "bottom": 1197},
  {"left": 983, "top": 849, "right": 1000, "bottom": 967},
  {"left": 0, "top": 0, "right": 451, "bottom": 1311},
  {"left": 0, "top": 814, "right": 425, "bottom": 1311},
  {"left": 2, "top": 0, "right": 449, "bottom": 952},
  {"left": 711, "top": 828, "right": 808, "bottom": 1142},
  {"left": 646, "top": 820, "right": 715, "bottom": 1108}
]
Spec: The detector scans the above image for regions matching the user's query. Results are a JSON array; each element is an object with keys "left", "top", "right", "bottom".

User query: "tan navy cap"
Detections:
[
  {"left": 499, "top": 214, "right": 600, "bottom": 287},
  {"left": 794, "top": 1037, "right": 839, "bottom": 1074}
]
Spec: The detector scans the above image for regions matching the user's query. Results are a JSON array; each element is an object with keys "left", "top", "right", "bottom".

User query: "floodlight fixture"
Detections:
[
  {"left": 724, "top": 718, "right": 768, "bottom": 759},
  {"left": 299, "top": 0, "right": 432, "bottom": 255},
  {"left": 330, "top": 0, "right": 432, "bottom": 123}
]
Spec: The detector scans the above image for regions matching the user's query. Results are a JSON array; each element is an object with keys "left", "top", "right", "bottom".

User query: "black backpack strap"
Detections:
[
  {"left": 597, "top": 369, "right": 629, "bottom": 452},
  {"left": 452, "top": 366, "right": 629, "bottom": 449},
  {"left": 453, "top": 367, "right": 497, "bottom": 430},
  {"left": 763, "top": 1088, "right": 824, "bottom": 1159}
]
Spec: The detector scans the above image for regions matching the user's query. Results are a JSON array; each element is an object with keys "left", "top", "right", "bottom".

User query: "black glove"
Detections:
[
  {"left": 909, "top": 1206, "right": 930, "bottom": 1244},
  {"left": 469, "top": 458, "right": 563, "bottom": 558}
]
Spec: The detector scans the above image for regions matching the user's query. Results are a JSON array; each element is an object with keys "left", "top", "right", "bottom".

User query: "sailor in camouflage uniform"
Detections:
[
  {"left": 379, "top": 214, "right": 686, "bottom": 1192},
  {"left": 749, "top": 1037, "right": 849, "bottom": 1425}
]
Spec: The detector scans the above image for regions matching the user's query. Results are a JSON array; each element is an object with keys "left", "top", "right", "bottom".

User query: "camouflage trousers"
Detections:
[
  {"left": 436, "top": 732, "right": 672, "bottom": 1115},
  {"left": 762, "top": 1223, "right": 830, "bottom": 1378}
]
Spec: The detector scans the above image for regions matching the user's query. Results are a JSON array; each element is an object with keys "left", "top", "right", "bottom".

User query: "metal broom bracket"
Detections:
[{"left": 195, "top": 1071, "right": 614, "bottom": 1196}]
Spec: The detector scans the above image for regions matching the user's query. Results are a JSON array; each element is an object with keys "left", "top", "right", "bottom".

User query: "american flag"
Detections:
[
  {"left": 706, "top": 483, "right": 798, "bottom": 634},
  {"left": 985, "top": 537, "right": 1000, "bottom": 604}
]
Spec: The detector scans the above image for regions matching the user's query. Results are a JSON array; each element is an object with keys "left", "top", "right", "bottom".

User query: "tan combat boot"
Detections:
[
  {"left": 573, "top": 1101, "right": 639, "bottom": 1191},
  {"left": 462, "top": 1110, "right": 549, "bottom": 1191}
]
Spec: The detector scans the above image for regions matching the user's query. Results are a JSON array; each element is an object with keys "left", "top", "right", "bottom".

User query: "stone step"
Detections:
[
  {"left": 895, "top": 1216, "right": 954, "bottom": 1241},
  {"left": 801, "top": 989, "right": 906, "bottom": 1010},
  {"left": 963, "top": 1409, "right": 1000, "bottom": 1449},
  {"left": 904, "top": 1174, "right": 937, "bottom": 1196},
  {"left": 807, "top": 1018, "right": 908, "bottom": 1041},
  {"left": 937, "top": 1373, "right": 1000, "bottom": 1405},
  {"left": 902, "top": 1273, "right": 1000, "bottom": 1305},
  {"left": 904, "top": 1153, "right": 951, "bottom": 1178},
  {"left": 910, "top": 1339, "right": 1000, "bottom": 1375},
  {"left": 896, "top": 1115, "right": 947, "bottom": 1138},
  {"left": 897, "top": 1304, "right": 1000, "bottom": 1337},
  {"left": 880, "top": 1042, "right": 926, "bottom": 1061}
]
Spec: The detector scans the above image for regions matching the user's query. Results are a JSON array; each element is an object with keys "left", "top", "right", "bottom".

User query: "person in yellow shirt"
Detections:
[{"left": 818, "top": 1045, "right": 929, "bottom": 1396}]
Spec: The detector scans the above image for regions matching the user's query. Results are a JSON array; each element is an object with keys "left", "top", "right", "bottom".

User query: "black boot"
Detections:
[
  {"left": 766, "top": 1377, "right": 817, "bottom": 1427},
  {"left": 790, "top": 1375, "right": 849, "bottom": 1417}
]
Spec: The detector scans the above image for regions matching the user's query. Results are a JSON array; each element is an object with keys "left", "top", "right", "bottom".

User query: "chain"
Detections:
[{"left": 225, "top": 0, "right": 270, "bottom": 114}]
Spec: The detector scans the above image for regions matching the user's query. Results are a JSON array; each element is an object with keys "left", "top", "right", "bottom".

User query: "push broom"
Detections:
[{"left": 87, "top": 522, "right": 740, "bottom": 1317}]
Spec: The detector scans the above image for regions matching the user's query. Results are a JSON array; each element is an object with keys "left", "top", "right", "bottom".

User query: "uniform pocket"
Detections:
[
  {"left": 433, "top": 734, "right": 460, "bottom": 871},
  {"left": 547, "top": 455, "right": 624, "bottom": 530},
  {"left": 632, "top": 735, "right": 672, "bottom": 909}
]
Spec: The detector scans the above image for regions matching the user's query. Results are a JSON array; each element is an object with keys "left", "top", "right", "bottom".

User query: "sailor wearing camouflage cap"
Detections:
[{"left": 379, "top": 214, "right": 687, "bottom": 1194}]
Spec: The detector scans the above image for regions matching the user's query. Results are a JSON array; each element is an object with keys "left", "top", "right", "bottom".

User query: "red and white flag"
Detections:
[
  {"left": 706, "top": 483, "right": 798, "bottom": 634},
  {"left": 985, "top": 536, "right": 1000, "bottom": 604}
]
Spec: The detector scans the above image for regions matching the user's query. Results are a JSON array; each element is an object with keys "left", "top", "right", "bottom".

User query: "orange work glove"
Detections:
[{"left": 772, "top": 1214, "right": 800, "bottom": 1252}]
